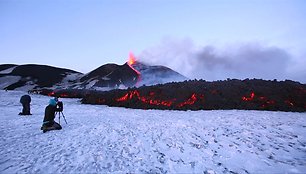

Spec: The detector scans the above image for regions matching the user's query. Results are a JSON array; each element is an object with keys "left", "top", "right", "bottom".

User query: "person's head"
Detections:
[
  {"left": 49, "top": 99, "right": 57, "bottom": 106},
  {"left": 54, "top": 97, "right": 59, "bottom": 102}
]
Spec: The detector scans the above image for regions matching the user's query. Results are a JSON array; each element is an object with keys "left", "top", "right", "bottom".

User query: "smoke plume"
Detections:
[{"left": 139, "top": 38, "right": 305, "bottom": 83}]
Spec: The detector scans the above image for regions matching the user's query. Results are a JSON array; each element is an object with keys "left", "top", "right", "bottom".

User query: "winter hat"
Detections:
[{"left": 49, "top": 99, "right": 57, "bottom": 106}]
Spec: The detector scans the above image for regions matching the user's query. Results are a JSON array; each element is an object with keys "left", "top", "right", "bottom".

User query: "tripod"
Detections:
[{"left": 56, "top": 111, "right": 68, "bottom": 124}]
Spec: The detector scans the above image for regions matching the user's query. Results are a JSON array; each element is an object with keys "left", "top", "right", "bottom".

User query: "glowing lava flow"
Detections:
[
  {"left": 115, "top": 90, "right": 204, "bottom": 108},
  {"left": 242, "top": 92, "right": 277, "bottom": 108},
  {"left": 48, "top": 92, "right": 55, "bottom": 96},
  {"left": 128, "top": 52, "right": 136, "bottom": 65},
  {"left": 128, "top": 52, "right": 140, "bottom": 75},
  {"left": 177, "top": 94, "right": 204, "bottom": 107},
  {"left": 115, "top": 90, "right": 174, "bottom": 107},
  {"left": 127, "top": 52, "right": 141, "bottom": 86},
  {"left": 242, "top": 92, "right": 255, "bottom": 101}
]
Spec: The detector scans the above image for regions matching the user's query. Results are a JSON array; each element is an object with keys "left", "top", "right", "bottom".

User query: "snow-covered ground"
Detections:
[{"left": 0, "top": 90, "right": 305, "bottom": 173}]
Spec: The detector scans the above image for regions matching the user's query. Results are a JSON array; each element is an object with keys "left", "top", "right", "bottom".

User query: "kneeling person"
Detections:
[{"left": 41, "top": 99, "right": 62, "bottom": 133}]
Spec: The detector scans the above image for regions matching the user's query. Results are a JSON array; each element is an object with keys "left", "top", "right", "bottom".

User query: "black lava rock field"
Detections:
[{"left": 78, "top": 79, "right": 305, "bottom": 112}]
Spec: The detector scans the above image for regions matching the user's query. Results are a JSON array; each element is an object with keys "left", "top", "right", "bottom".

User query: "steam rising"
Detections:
[{"left": 139, "top": 39, "right": 305, "bottom": 83}]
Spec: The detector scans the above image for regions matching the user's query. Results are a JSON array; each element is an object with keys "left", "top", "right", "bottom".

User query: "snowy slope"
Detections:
[
  {"left": 0, "top": 64, "right": 83, "bottom": 91},
  {"left": 0, "top": 66, "right": 17, "bottom": 74},
  {"left": 0, "top": 90, "right": 305, "bottom": 173},
  {"left": 0, "top": 76, "right": 21, "bottom": 89}
]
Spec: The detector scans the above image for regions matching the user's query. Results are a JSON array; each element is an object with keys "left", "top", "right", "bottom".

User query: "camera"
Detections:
[{"left": 56, "top": 101, "right": 63, "bottom": 112}]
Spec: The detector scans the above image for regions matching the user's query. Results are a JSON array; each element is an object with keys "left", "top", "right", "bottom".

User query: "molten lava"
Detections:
[
  {"left": 128, "top": 52, "right": 136, "bottom": 66},
  {"left": 177, "top": 94, "right": 204, "bottom": 108},
  {"left": 48, "top": 92, "right": 55, "bottom": 96},
  {"left": 115, "top": 90, "right": 174, "bottom": 107},
  {"left": 115, "top": 90, "right": 204, "bottom": 108},
  {"left": 127, "top": 52, "right": 141, "bottom": 86},
  {"left": 127, "top": 52, "right": 140, "bottom": 75},
  {"left": 242, "top": 92, "right": 255, "bottom": 101},
  {"left": 242, "top": 92, "right": 277, "bottom": 108}
]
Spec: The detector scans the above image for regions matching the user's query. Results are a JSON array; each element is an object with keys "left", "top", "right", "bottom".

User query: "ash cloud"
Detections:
[{"left": 139, "top": 38, "right": 305, "bottom": 83}]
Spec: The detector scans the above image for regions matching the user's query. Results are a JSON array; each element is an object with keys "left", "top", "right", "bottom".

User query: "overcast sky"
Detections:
[{"left": 1, "top": 0, "right": 305, "bottom": 82}]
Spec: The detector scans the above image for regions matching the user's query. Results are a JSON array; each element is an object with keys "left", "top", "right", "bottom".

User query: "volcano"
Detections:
[
  {"left": 127, "top": 52, "right": 187, "bottom": 86},
  {"left": 77, "top": 53, "right": 187, "bottom": 89},
  {"left": 78, "top": 63, "right": 138, "bottom": 89}
]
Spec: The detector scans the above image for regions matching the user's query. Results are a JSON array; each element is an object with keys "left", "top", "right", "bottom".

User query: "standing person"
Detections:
[
  {"left": 41, "top": 99, "right": 62, "bottom": 133},
  {"left": 19, "top": 95, "right": 32, "bottom": 115}
]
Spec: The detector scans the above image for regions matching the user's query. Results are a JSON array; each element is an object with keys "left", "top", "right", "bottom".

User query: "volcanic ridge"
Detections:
[{"left": 0, "top": 54, "right": 187, "bottom": 91}]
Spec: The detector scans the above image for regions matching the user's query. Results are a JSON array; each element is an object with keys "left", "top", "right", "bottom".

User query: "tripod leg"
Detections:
[
  {"left": 58, "top": 112, "right": 61, "bottom": 124},
  {"left": 61, "top": 112, "right": 68, "bottom": 124}
]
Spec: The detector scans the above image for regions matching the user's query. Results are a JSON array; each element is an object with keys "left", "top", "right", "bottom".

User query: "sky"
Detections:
[{"left": 1, "top": 0, "right": 306, "bottom": 82}]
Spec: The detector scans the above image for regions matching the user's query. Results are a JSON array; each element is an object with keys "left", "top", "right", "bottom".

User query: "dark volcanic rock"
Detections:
[
  {"left": 10, "top": 64, "right": 80, "bottom": 87},
  {"left": 104, "top": 63, "right": 139, "bottom": 87},
  {"left": 80, "top": 79, "right": 306, "bottom": 112},
  {"left": 80, "top": 63, "right": 119, "bottom": 82},
  {"left": 79, "top": 63, "right": 139, "bottom": 88}
]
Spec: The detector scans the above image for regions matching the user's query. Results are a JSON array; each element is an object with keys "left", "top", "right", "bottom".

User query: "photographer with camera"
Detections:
[{"left": 41, "top": 98, "right": 63, "bottom": 133}]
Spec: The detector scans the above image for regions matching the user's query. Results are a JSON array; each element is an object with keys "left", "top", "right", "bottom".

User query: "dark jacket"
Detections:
[{"left": 43, "top": 104, "right": 61, "bottom": 125}]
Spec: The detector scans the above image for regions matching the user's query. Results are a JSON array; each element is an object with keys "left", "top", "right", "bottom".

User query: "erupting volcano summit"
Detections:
[
  {"left": 78, "top": 53, "right": 187, "bottom": 89},
  {"left": 127, "top": 53, "right": 188, "bottom": 87}
]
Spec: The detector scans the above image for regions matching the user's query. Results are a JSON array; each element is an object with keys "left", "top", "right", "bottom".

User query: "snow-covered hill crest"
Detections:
[{"left": 0, "top": 64, "right": 83, "bottom": 91}]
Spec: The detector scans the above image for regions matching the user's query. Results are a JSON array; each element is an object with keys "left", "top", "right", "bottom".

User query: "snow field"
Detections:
[{"left": 0, "top": 90, "right": 305, "bottom": 173}]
